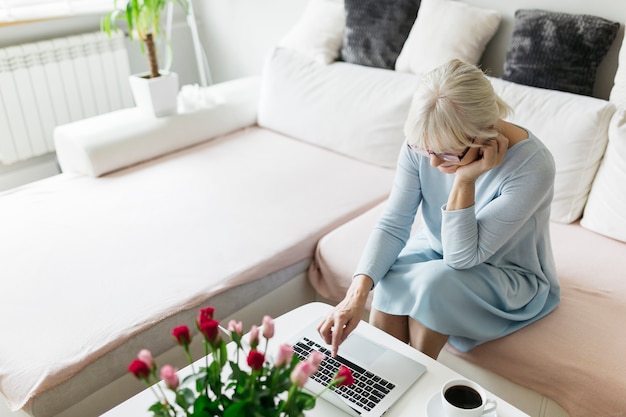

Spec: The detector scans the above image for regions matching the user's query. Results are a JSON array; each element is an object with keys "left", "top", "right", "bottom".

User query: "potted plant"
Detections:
[{"left": 102, "top": 0, "right": 189, "bottom": 117}]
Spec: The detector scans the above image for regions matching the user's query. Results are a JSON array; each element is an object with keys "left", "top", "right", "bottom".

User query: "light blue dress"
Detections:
[{"left": 355, "top": 131, "right": 560, "bottom": 352}]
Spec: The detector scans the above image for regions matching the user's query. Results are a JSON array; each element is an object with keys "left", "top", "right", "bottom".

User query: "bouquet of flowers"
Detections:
[{"left": 127, "top": 306, "right": 354, "bottom": 417}]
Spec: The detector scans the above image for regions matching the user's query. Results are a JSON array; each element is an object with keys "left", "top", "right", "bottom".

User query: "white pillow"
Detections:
[
  {"left": 489, "top": 77, "right": 616, "bottom": 223},
  {"left": 277, "top": 0, "right": 345, "bottom": 65},
  {"left": 581, "top": 109, "right": 626, "bottom": 242},
  {"left": 395, "top": 0, "right": 500, "bottom": 75},
  {"left": 54, "top": 77, "right": 261, "bottom": 176},
  {"left": 258, "top": 48, "right": 420, "bottom": 168},
  {"left": 610, "top": 37, "right": 626, "bottom": 107}
]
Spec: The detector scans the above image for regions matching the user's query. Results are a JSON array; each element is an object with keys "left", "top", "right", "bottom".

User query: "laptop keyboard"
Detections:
[{"left": 292, "top": 337, "right": 396, "bottom": 413}]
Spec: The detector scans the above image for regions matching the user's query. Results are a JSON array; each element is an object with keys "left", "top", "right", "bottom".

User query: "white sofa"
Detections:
[{"left": 1, "top": 1, "right": 626, "bottom": 417}]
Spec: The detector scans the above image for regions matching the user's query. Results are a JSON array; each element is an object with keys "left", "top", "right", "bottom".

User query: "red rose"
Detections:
[
  {"left": 128, "top": 359, "right": 151, "bottom": 380},
  {"left": 247, "top": 349, "right": 265, "bottom": 371},
  {"left": 198, "top": 307, "right": 215, "bottom": 325},
  {"left": 198, "top": 318, "right": 220, "bottom": 345},
  {"left": 172, "top": 325, "right": 191, "bottom": 347},
  {"left": 334, "top": 365, "right": 355, "bottom": 387}
]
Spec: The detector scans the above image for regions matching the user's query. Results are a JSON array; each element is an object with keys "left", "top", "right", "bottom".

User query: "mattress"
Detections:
[
  {"left": 0, "top": 127, "right": 395, "bottom": 416},
  {"left": 309, "top": 203, "right": 626, "bottom": 417}
]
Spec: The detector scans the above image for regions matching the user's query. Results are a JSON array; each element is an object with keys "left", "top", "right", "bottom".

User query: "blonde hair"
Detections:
[{"left": 404, "top": 59, "right": 511, "bottom": 153}]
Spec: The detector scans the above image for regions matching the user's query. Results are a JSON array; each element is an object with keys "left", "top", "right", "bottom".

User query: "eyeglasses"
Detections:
[{"left": 408, "top": 139, "right": 474, "bottom": 162}]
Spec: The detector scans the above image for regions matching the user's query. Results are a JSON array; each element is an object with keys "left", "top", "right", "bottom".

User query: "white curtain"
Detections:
[{"left": 0, "top": 0, "right": 113, "bottom": 23}]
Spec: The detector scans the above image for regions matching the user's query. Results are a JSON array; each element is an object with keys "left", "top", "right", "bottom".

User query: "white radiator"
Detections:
[{"left": 0, "top": 31, "right": 134, "bottom": 165}]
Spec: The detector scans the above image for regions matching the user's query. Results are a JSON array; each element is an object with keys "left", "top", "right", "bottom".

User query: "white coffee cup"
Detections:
[{"left": 441, "top": 379, "right": 497, "bottom": 417}]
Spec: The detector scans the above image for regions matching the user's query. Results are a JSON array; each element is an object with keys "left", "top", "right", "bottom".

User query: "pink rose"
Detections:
[
  {"left": 160, "top": 365, "right": 179, "bottom": 390},
  {"left": 290, "top": 361, "right": 315, "bottom": 387},
  {"left": 198, "top": 307, "right": 215, "bottom": 325},
  {"left": 275, "top": 343, "right": 294, "bottom": 367},
  {"left": 247, "top": 349, "right": 265, "bottom": 371},
  {"left": 307, "top": 350, "right": 325, "bottom": 372},
  {"left": 137, "top": 349, "right": 154, "bottom": 370},
  {"left": 333, "top": 365, "right": 355, "bottom": 387},
  {"left": 262, "top": 315, "right": 275, "bottom": 339},
  {"left": 127, "top": 359, "right": 150, "bottom": 380},
  {"left": 172, "top": 325, "right": 191, "bottom": 347},
  {"left": 227, "top": 320, "right": 243, "bottom": 337},
  {"left": 249, "top": 324, "right": 259, "bottom": 349}
]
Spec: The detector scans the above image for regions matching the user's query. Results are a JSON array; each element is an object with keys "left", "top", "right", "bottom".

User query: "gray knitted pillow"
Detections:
[
  {"left": 340, "top": 0, "right": 421, "bottom": 70},
  {"left": 502, "top": 9, "right": 619, "bottom": 96}
]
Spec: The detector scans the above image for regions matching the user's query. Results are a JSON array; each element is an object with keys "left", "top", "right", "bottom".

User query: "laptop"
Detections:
[{"left": 285, "top": 314, "right": 427, "bottom": 416}]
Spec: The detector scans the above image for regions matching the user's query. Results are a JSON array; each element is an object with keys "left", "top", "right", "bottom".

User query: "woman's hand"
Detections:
[
  {"left": 456, "top": 133, "right": 509, "bottom": 182},
  {"left": 317, "top": 274, "right": 373, "bottom": 357}
]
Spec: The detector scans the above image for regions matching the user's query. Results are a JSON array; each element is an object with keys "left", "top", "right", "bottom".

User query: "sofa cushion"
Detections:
[
  {"left": 54, "top": 76, "right": 260, "bottom": 177},
  {"left": 580, "top": 109, "right": 626, "bottom": 242},
  {"left": 277, "top": 0, "right": 345, "bottom": 65},
  {"left": 610, "top": 39, "right": 626, "bottom": 106},
  {"left": 395, "top": 0, "right": 500, "bottom": 75},
  {"left": 340, "top": 0, "right": 420, "bottom": 69},
  {"left": 258, "top": 48, "right": 420, "bottom": 168},
  {"left": 502, "top": 9, "right": 620, "bottom": 96},
  {"left": 489, "top": 77, "right": 616, "bottom": 223}
]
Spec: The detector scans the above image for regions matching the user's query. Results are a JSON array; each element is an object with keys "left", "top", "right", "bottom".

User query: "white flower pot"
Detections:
[{"left": 128, "top": 71, "right": 179, "bottom": 117}]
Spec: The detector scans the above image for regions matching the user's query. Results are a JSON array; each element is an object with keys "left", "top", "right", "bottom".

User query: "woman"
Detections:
[{"left": 317, "top": 59, "right": 560, "bottom": 359}]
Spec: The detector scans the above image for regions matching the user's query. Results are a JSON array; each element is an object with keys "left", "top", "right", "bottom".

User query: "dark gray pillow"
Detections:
[
  {"left": 340, "top": 0, "right": 421, "bottom": 70},
  {"left": 502, "top": 9, "right": 619, "bottom": 96}
]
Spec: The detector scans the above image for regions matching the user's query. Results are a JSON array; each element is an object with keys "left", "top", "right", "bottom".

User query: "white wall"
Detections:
[{"left": 194, "top": 0, "right": 308, "bottom": 84}]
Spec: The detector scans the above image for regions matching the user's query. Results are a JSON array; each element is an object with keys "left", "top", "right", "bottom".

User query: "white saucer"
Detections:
[{"left": 426, "top": 393, "right": 498, "bottom": 417}]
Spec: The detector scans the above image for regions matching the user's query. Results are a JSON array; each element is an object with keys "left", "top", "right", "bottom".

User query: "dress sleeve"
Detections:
[
  {"left": 441, "top": 147, "right": 555, "bottom": 269},
  {"left": 354, "top": 143, "right": 423, "bottom": 286}
]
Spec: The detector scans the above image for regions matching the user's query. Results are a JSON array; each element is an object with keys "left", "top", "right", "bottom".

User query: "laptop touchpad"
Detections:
[{"left": 342, "top": 333, "right": 386, "bottom": 366}]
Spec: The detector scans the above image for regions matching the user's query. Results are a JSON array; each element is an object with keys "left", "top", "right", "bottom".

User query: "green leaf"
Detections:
[
  {"left": 223, "top": 401, "right": 250, "bottom": 417},
  {"left": 147, "top": 401, "right": 171, "bottom": 417},
  {"left": 192, "top": 395, "right": 219, "bottom": 417},
  {"left": 219, "top": 342, "right": 228, "bottom": 367},
  {"left": 175, "top": 387, "right": 195, "bottom": 411}
]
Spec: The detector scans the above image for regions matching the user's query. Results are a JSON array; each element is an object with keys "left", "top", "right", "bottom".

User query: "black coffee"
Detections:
[{"left": 444, "top": 385, "right": 482, "bottom": 409}]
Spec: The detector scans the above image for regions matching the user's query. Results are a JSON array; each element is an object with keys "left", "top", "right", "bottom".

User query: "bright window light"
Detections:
[{"left": 0, "top": 0, "right": 112, "bottom": 23}]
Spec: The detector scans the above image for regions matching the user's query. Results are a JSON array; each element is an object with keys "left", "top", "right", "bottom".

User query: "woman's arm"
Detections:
[
  {"left": 317, "top": 274, "right": 373, "bottom": 357},
  {"left": 354, "top": 144, "right": 423, "bottom": 286},
  {"left": 443, "top": 136, "right": 555, "bottom": 269}
]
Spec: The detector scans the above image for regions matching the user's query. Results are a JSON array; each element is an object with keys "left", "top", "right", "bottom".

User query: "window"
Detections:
[{"left": 0, "top": 0, "right": 112, "bottom": 23}]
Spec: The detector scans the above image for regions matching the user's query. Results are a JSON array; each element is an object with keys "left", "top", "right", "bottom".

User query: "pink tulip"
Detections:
[
  {"left": 307, "top": 350, "right": 325, "bottom": 372},
  {"left": 249, "top": 325, "right": 260, "bottom": 349},
  {"left": 262, "top": 315, "right": 275, "bottom": 339},
  {"left": 290, "top": 361, "right": 316, "bottom": 387},
  {"left": 137, "top": 349, "right": 154, "bottom": 370},
  {"left": 160, "top": 365, "right": 179, "bottom": 390},
  {"left": 228, "top": 320, "right": 243, "bottom": 336},
  {"left": 275, "top": 343, "right": 294, "bottom": 367}
]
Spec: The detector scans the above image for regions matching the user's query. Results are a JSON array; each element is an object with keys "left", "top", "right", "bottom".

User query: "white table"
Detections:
[{"left": 101, "top": 302, "right": 529, "bottom": 417}]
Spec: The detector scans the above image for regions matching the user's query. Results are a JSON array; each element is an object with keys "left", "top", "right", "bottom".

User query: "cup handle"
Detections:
[{"left": 483, "top": 398, "right": 497, "bottom": 415}]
